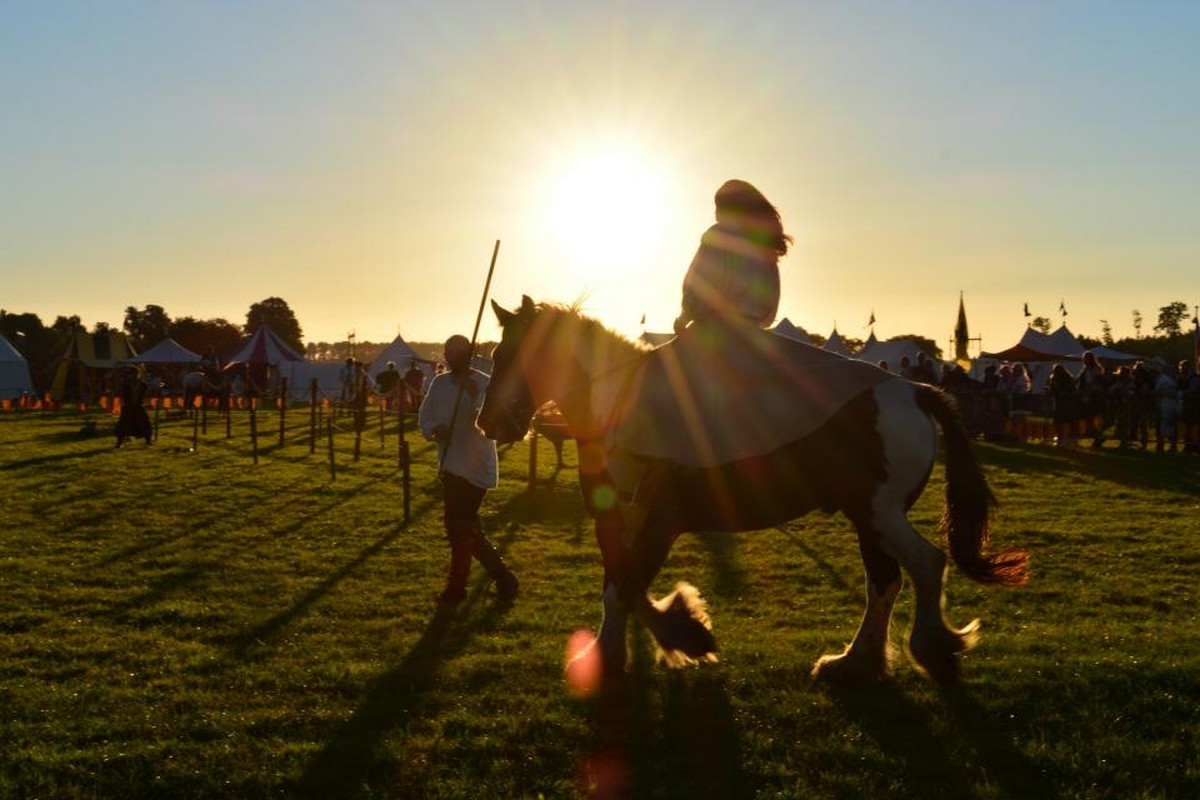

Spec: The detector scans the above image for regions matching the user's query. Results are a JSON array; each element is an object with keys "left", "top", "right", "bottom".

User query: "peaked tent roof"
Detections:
[
  {"left": 126, "top": 337, "right": 201, "bottom": 365},
  {"left": 58, "top": 329, "right": 137, "bottom": 368},
  {"left": 823, "top": 329, "right": 851, "bottom": 357},
  {"left": 0, "top": 333, "right": 35, "bottom": 398},
  {"left": 227, "top": 326, "right": 304, "bottom": 366},
  {"left": 981, "top": 324, "right": 1142, "bottom": 363},
  {"left": 856, "top": 333, "right": 923, "bottom": 367},
  {"left": 368, "top": 334, "right": 419, "bottom": 375},
  {"left": 771, "top": 317, "right": 814, "bottom": 345}
]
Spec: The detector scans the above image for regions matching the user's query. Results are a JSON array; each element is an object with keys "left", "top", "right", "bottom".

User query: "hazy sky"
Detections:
[{"left": 3, "top": 1, "right": 1197, "bottom": 352}]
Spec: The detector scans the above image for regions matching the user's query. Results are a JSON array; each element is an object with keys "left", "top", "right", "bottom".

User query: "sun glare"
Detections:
[{"left": 540, "top": 144, "right": 676, "bottom": 272}]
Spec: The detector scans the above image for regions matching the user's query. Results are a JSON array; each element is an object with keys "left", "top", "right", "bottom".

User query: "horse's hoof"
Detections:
[
  {"left": 908, "top": 620, "right": 978, "bottom": 685},
  {"left": 811, "top": 648, "right": 892, "bottom": 684}
]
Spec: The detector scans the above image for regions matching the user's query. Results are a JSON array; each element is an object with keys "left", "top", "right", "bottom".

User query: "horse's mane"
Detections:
[{"left": 532, "top": 301, "right": 652, "bottom": 354}]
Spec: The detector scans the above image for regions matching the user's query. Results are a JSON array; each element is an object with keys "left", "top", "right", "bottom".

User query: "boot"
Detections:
[
  {"left": 471, "top": 536, "right": 518, "bottom": 602},
  {"left": 437, "top": 542, "right": 472, "bottom": 605}
]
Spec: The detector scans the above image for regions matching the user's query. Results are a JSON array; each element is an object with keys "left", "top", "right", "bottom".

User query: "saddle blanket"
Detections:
[{"left": 612, "top": 325, "right": 894, "bottom": 468}]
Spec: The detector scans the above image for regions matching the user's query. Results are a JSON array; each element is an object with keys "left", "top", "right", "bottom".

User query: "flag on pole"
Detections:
[
  {"left": 954, "top": 292, "right": 970, "bottom": 364},
  {"left": 639, "top": 313, "right": 646, "bottom": 326},
  {"left": 1059, "top": 300, "right": 1068, "bottom": 318},
  {"left": 1023, "top": 302, "right": 1031, "bottom": 318},
  {"left": 867, "top": 311, "right": 875, "bottom": 328}
]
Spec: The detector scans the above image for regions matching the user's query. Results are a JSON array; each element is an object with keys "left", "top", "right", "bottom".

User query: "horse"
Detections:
[
  {"left": 478, "top": 296, "right": 1029, "bottom": 685},
  {"left": 182, "top": 370, "right": 221, "bottom": 414}
]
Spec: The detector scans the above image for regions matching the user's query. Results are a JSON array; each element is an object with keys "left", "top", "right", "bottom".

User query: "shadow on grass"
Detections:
[
  {"left": 583, "top": 626, "right": 748, "bottom": 800},
  {"left": 979, "top": 440, "right": 1200, "bottom": 496},
  {"left": 0, "top": 443, "right": 116, "bottom": 471},
  {"left": 821, "top": 681, "right": 1054, "bottom": 800},
  {"left": 227, "top": 520, "right": 425, "bottom": 658},
  {"left": 773, "top": 524, "right": 858, "bottom": 596},
  {"left": 293, "top": 601, "right": 506, "bottom": 798}
]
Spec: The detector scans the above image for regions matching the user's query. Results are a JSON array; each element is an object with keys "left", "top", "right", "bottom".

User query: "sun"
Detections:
[{"left": 538, "top": 142, "right": 680, "bottom": 273}]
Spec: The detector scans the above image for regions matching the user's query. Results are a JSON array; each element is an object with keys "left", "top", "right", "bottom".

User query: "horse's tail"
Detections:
[{"left": 915, "top": 385, "right": 1030, "bottom": 587}]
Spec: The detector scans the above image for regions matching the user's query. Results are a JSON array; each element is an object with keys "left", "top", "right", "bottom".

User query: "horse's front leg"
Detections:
[
  {"left": 564, "top": 510, "right": 630, "bottom": 690},
  {"left": 629, "top": 507, "right": 717, "bottom": 667}
]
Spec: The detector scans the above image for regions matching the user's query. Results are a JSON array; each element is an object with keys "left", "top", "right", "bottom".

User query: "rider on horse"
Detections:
[{"left": 674, "top": 179, "right": 791, "bottom": 335}]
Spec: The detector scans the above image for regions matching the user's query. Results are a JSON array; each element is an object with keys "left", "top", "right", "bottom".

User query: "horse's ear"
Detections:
[
  {"left": 520, "top": 295, "right": 536, "bottom": 314},
  {"left": 492, "top": 299, "right": 516, "bottom": 327}
]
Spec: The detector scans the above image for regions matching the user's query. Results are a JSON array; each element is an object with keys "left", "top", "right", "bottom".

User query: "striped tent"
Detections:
[{"left": 227, "top": 326, "right": 304, "bottom": 366}]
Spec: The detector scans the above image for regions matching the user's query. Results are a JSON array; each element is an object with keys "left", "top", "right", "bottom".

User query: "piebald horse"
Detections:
[{"left": 479, "top": 297, "right": 1028, "bottom": 684}]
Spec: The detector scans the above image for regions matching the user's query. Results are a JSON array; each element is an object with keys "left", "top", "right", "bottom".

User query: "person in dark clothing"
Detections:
[{"left": 115, "top": 366, "right": 152, "bottom": 447}]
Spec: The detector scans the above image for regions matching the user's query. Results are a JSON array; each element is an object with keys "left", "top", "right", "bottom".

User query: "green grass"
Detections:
[{"left": 2, "top": 407, "right": 1198, "bottom": 799}]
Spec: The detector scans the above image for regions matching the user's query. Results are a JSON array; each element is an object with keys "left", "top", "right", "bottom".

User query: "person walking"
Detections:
[{"left": 419, "top": 334, "right": 518, "bottom": 606}]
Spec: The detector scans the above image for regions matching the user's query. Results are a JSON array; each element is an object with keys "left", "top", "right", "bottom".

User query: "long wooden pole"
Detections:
[{"left": 439, "top": 239, "right": 500, "bottom": 477}]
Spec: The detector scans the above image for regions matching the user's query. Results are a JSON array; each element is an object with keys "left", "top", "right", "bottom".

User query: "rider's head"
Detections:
[{"left": 713, "top": 179, "right": 791, "bottom": 257}]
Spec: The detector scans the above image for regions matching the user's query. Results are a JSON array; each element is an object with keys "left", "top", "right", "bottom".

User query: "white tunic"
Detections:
[{"left": 418, "top": 369, "right": 498, "bottom": 489}]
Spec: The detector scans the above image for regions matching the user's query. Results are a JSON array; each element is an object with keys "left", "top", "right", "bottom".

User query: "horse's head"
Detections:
[{"left": 479, "top": 295, "right": 543, "bottom": 443}]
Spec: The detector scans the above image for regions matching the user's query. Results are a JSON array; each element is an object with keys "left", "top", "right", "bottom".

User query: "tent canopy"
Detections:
[
  {"left": 983, "top": 324, "right": 1139, "bottom": 363},
  {"left": 981, "top": 342, "right": 1079, "bottom": 363},
  {"left": 126, "top": 337, "right": 201, "bottom": 365},
  {"left": 823, "top": 329, "right": 851, "bottom": 357},
  {"left": 772, "top": 317, "right": 814, "bottom": 345},
  {"left": 0, "top": 333, "right": 35, "bottom": 398},
  {"left": 856, "top": 332, "right": 924, "bottom": 368},
  {"left": 226, "top": 326, "right": 304, "bottom": 365},
  {"left": 369, "top": 334, "right": 419, "bottom": 375}
]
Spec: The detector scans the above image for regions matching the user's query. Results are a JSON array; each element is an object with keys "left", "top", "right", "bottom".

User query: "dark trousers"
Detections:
[{"left": 441, "top": 473, "right": 512, "bottom": 596}]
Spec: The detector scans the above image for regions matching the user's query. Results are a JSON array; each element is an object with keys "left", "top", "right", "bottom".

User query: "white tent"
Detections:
[
  {"left": 0, "top": 333, "right": 35, "bottom": 400},
  {"left": 772, "top": 317, "right": 814, "bottom": 344},
  {"left": 369, "top": 334, "right": 420, "bottom": 376},
  {"left": 286, "top": 362, "right": 346, "bottom": 401},
  {"left": 856, "top": 333, "right": 924, "bottom": 372},
  {"left": 823, "top": 329, "right": 851, "bottom": 357},
  {"left": 126, "top": 337, "right": 201, "bottom": 365}
]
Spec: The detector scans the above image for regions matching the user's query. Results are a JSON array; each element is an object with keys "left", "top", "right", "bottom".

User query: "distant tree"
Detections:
[
  {"left": 1031, "top": 316, "right": 1051, "bottom": 334},
  {"left": 1153, "top": 301, "right": 1188, "bottom": 337},
  {"left": 172, "top": 317, "right": 243, "bottom": 359},
  {"left": 245, "top": 297, "right": 303, "bottom": 354},
  {"left": 1132, "top": 309, "right": 1143, "bottom": 338},
  {"left": 92, "top": 321, "right": 115, "bottom": 334},
  {"left": 889, "top": 334, "right": 943, "bottom": 361},
  {"left": 123, "top": 304, "right": 172, "bottom": 352},
  {"left": 1099, "top": 319, "right": 1114, "bottom": 346},
  {"left": 52, "top": 315, "right": 81, "bottom": 334}
]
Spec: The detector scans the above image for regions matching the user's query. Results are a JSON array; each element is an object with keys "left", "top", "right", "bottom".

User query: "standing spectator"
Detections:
[
  {"left": 375, "top": 361, "right": 401, "bottom": 411},
  {"left": 419, "top": 335, "right": 518, "bottom": 606},
  {"left": 1178, "top": 359, "right": 1200, "bottom": 453},
  {"left": 338, "top": 357, "right": 356, "bottom": 405},
  {"left": 1076, "top": 351, "right": 1107, "bottom": 447},
  {"left": 403, "top": 361, "right": 425, "bottom": 413},
  {"left": 1154, "top": 362, "right": 1180, "bottom": 452},
  {"left": 1048, "top": 363, "right": 1078, "bottom": 446}
]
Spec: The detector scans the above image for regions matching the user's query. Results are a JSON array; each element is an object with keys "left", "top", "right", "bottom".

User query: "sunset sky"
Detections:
[{"left": 3, "top": 1, "right": 1197, "bottom": 354}]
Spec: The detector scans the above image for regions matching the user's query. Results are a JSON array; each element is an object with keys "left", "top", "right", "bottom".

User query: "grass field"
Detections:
[{"left": 2, "top": 406, "right": 1198, "bottom": 799}]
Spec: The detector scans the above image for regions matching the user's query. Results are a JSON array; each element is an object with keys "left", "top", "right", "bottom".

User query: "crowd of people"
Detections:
[{"left": 937, "top": 351, "right": 1200, "bottom": 453}]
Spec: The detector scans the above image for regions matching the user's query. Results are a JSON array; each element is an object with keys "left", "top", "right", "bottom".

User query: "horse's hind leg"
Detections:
[
  {"left": 813, "top": 520, "right": 901, "bottom": 683},
  {"left": 876, "top": 510, "right": 979, "bottom": 684}
]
